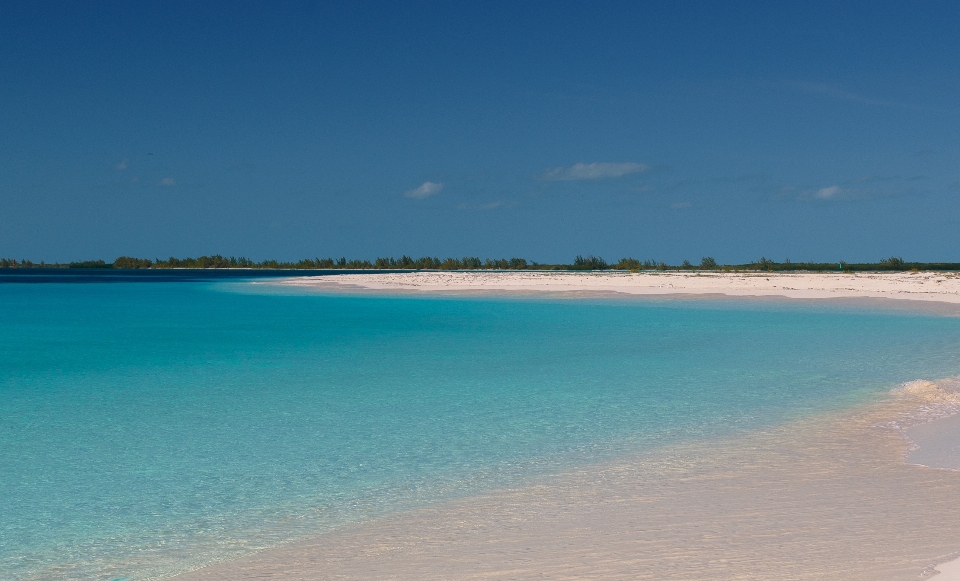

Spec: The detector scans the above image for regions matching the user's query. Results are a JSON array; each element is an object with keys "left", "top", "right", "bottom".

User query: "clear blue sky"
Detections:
[{"left": 2, "top": 1, "right": 958, "bottom": 263}]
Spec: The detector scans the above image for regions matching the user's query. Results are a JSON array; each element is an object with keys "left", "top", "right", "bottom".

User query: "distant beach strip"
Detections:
[{"left": 272, "top": 269, "right": 960, "bottom": 307}]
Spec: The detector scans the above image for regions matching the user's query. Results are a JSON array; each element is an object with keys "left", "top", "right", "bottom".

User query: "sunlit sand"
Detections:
[{"left": 275, "top": 270, "right": 960, "bottom": 305}]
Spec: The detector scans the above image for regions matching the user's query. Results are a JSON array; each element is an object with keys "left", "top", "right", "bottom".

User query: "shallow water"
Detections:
[
  {"left": 3, "top": 280, "right": 960, "bottom": 580},
  {"left": 179, "top": 380, "right": 960, "bottom": 581}
]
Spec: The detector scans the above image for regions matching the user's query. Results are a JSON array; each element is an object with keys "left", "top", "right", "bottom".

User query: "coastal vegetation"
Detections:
[{"left": 3, "top": 255, "right": 960, "bottom": 272}]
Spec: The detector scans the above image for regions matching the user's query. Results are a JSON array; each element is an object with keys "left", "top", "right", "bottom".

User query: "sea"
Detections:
[{"left": 3, "top": 271, "right": 960, "bottom": 580}]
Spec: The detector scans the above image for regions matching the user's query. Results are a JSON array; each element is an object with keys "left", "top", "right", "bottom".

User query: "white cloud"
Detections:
[
  {"left": 815, "top": 185, "right": 841, "bottom": 199},
  {"left": 159, "top": 177, "right": 177, "bottom": 187},
  {"left": 114, "top": 159, "right": 128, "bottom": 171},
  {"left": 540, "top": 162, "right": 647, "bottom": 181},
  {"left": 802, "top": 184, "right": 900, "bottom": 201},
  {"left": 404, "top": 181, "right": 443, "bottom": 199},
  {"left": 798, "top": 178, "right": 913, "bottom": 202}
]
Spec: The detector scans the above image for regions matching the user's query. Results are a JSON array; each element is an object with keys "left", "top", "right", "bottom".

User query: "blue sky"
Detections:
[{"left": 2, "top": 1, "right": 958, "bottom": 263}]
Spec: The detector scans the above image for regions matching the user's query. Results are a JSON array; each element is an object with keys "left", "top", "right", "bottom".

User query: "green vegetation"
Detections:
[
  {"left": 572, "top": 255, "right": 608, "bottom": 270},
  {"left": 68, "top": 260, "right": 111, "bottom": 268},
  {"left": 3, "top": 255, "right": 960, "bottom": 272},
  {"left": 740, "top": 256, "right": 960, "bottom": 273},
  {"left": 112, "top": 257, "right": 153, "bottom": 269}
]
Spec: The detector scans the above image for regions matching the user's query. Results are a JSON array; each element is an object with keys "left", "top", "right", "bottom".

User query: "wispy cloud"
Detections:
[
  {"left": 786, "top": 81, "right": 955, "bottom": 114},
  {"left": 799, "top": 182, "right": 907, "bottom": 202},
  {"left": 789, "top": 81, "right": 897, "bottom": 107},
  {"left": 815, "top": 185, "right": 841, "bottom": 199},
  {"left": 159, "top": 177, "right": 176, "bottom": 187},
  {"left": 539, "top": 162, "right": 648, "bottom": 181},
  {"left": 404, "top": 181, "right": 443, "bottom": 199},
  {"left": 114, "top": 159, "right": 128, "bottom": 171}
]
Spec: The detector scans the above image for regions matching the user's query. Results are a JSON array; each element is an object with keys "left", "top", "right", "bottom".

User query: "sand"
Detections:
[
  {"left": 272, "top": 270, "right": 960, "bottom": 306},
  {"left": 937, "top": 557, "right": 960, "bottom": 580},
  {"left": 908, "top": 414, "right": 960, "bottom": 471}
]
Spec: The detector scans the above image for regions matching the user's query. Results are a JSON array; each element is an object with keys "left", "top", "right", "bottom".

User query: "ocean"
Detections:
[{"left": 3, "top": 276, "right": 960, "bottom": 580}]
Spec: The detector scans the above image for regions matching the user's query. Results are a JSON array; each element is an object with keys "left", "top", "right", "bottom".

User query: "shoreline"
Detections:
[
  {"left": 269, "top": 270, "right": 960, "bottom": 310},
  {"left": 274, "top": 271, "right": 960, "bottom": 304},
  {"left": 170, "top": 377, "right": 960, "bottom": 581},
  {"left": 187, "top": 277, "right": 960, "bottom": 580}
]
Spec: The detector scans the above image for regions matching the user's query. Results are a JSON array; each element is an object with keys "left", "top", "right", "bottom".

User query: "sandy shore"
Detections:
[
  {"left": 193, "top": 272, "right": 960, "bottom": 580},
  {"left": 173, "top": 379, "right": 960, "bottom": 581},
  {"left": 273, "top": 270, "right": 960, "bottom": 307}
]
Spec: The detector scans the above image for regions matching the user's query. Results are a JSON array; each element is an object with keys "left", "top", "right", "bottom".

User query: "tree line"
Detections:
[{"left": 2, "top": 254, "right": 960, "bottom": 272}]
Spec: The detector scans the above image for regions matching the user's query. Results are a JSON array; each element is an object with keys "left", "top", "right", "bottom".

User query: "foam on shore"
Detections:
[{"left": 173, "top": 377, "right": 960, "bottom": 581}]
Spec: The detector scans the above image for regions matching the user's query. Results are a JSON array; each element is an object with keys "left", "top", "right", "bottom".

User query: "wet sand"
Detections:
[
  {"left": 908, "top": 412, "right": 960, "bottom": 471},
  {"left": 174, "top": 379, "right": 960, "bottom": 581}
]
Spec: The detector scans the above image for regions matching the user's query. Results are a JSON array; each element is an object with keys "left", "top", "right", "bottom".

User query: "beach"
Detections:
[
  {"left": 10, "top": 1, "right": 957, "bottom": 579},
  {"left": 6, "top": 275, "right": 960, "bottom": 581},
  {"left": 175, "top": 377, "right": 960, "bottom": 581},
  {"left": 274, "top": 270, "right": 960, "bottom": 305},
  {"left": 167, "top": 271, "right": 960, "bottom": 581}
]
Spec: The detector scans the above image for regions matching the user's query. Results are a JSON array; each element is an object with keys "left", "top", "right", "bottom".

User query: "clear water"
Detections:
[{"left": 3, "top": 280, "right": 960, "bottom": 580}]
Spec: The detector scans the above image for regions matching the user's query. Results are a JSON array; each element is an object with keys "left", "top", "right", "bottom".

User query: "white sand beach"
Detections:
[
  {"left": 171, "top": 273, "right": 960, "bottom": 581},
  {"left": 274, "top": 270, "right": 960, "bottom": 306}
]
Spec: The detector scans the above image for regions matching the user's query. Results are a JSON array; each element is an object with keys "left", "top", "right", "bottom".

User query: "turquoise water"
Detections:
[{"left": 3, "top": 280, "right": 960, "bottom": 580}]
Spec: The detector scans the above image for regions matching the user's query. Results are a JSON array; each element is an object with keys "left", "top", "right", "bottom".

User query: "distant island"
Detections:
[{"left": 2, "top": 255, "right": 959, "bottom": 273}]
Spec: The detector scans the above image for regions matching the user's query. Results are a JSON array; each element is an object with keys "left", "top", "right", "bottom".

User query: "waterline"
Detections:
[{"left": 177, "top": 378, "right": 960, "bottom": 581}]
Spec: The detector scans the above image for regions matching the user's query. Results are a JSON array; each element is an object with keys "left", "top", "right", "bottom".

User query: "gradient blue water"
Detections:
[{"left": 3, "top": 281, "right": 960, "bottom": 580}]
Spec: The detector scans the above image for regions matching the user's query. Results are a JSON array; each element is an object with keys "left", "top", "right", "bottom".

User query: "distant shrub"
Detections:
[
  {"left": 754, "top": 257, "right": 775, "bottom": 271},
  {"left": 113, "top": 256, "right": 153, "bottom": 269},
  {"left": 700, "top": 256, "right": 717, "bottom": 269},
  {"left": 68, "top": 260, "right": 111, "bottom": 268},
  {"left": 614, "top": 258, "right": 643, "bottom": 270},
  {"left": 573, "top": 255, "right": 609, "bottom": 270}
]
